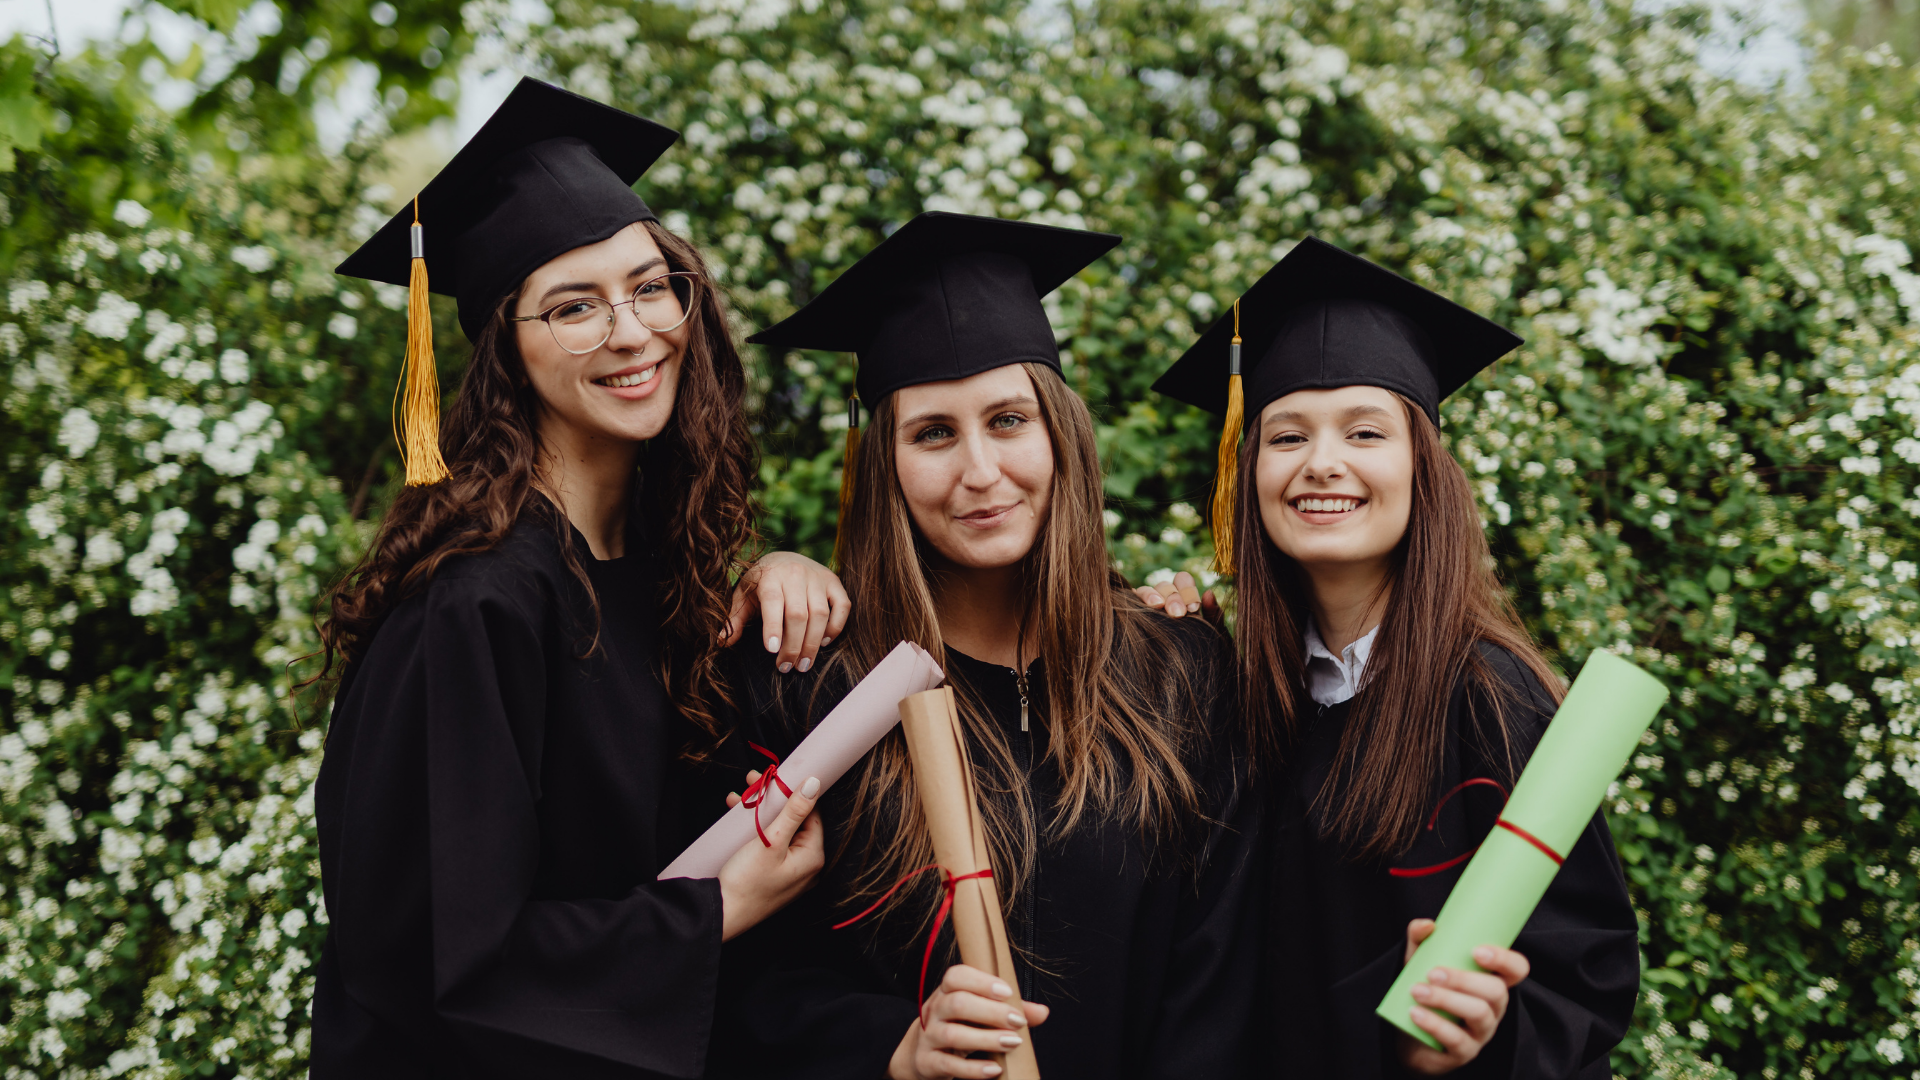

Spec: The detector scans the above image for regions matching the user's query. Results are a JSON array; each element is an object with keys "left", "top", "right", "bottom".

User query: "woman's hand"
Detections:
[
  {"left": 1133, "top": 570, "right": 1221, "bottom": 625},
  {"left": 1394, "top": 919, "right": 1531, "bottom": 1075},
  {"left": 887, "top": 965, "right": 1049, "bottom": 1080},
  {"left": 720, "top": 551, "right": 852, "bottom": 674},
  {"left": 717, "top": 776, "right": 825, "bottom": 941}
]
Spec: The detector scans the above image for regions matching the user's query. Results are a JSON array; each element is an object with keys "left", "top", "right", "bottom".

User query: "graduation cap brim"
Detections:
[
  {"left": 747, "top": 212, "right": 1121, "bottom": 356},
  {"left": 1152, "top": 236, "right": 1522, "bottom": 419},
  {"left": 334, "top": 76, "right": 677, "bottom": 307}
]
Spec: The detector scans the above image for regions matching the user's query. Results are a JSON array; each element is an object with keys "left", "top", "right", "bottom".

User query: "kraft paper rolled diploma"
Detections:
[
  {"left": 1377, "top": 650, "right": 1670, "bottom": 1049},
  {"left": 659, "top": 640, "right": 944, "bottom": 880},
  {"left": 899, "top": 686, "right": 1042, "bottom": 1080}
]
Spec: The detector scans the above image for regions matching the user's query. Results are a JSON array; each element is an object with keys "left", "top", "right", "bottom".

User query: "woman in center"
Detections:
[{"left": 708, "top": 213, "right": 1261, "bottom": 1080}]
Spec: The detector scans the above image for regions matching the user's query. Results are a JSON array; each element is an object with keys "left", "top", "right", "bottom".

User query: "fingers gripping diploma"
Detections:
[
  {"left": 887, "top": 965, "right": 1051, "bottom": 1080},
  {"left": 718, "top": 551, "right": 852, "bottom": 674},
  {"left": 716, "top": 776, "right": 826, "bottom": 941},
  {"left": 1395, "top": 919, "right": 1532, "bottom": 1075}
]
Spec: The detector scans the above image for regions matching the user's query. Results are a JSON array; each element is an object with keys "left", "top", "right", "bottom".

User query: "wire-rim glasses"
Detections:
[{"left": 510, "top": 271, "right": 702, "bottom": 355}]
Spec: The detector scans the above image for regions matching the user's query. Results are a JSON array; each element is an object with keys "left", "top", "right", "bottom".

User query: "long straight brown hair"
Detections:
[
  {"left": 1236, "top": 391, "right": 1561, "bottom": 861},
  {"left": 822, "top": 362, "right": 1213, "bottom": 926},
  {"left": 316, "top": 221, "right": 757, "bottom": 748}
]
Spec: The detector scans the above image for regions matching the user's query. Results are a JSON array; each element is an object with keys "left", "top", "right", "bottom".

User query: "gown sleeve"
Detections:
[
  {"left": 1319, "top": 646, "right": 1640, "bottom": 1080},
  {"left": 1142, "top": 627, "right": 1264, "bottom": 1078},
  {"left": 325, "top": 571, "right": 725, "bottom": 1077}
]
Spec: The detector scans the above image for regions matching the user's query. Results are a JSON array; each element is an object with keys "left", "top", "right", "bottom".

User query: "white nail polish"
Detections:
[
  {"left": 999, "top": 1034, "right": 1022, "bottom": 1048},
  {"left": 798, "top": 657, "right": 812, "bottom": 672},
  {"left": 801, "top": 776, "right": 820, "bottom": 798},
  {"left": 780, "top": 662, "right": 793, "bottom": 673},
  {"left": 991, "top": 982, "right": 1011, "bottom": 998},
  {"left": 767, "top": 636, "right": 780, "bottom": 651},
  {"left": 1007, "top": 1011, "right": 1023, "bottom": 1026}
]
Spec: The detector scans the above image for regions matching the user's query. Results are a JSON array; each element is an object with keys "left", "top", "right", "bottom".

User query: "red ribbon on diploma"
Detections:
[
  {"left": 739, "top": 742, "right": 793, "bottom": 848},
  {"left": 831, "top": 863, "right": 997, "bottom": 1025},
  {"left": 1388, "top": 777, "right": 1564, "bottom": 878}
]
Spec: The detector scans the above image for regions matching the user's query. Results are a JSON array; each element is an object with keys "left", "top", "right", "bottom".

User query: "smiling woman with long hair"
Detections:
[
  {"left": 1154, "top": 238, "right": 1639, "bottom": 1079},
  {"left": 309, "top": 81, "right": 845, "bottom": 1078},
  {"left": 707, "top": 213, "right": 1261, "bottom": 1080}
]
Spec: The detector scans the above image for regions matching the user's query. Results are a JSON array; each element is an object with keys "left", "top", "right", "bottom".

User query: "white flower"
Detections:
[
  {"left": 57, "top": 408, "right": 100, "bottom": 457},
  {"left": 220, "top": 349, "right": 250, "bottom": 384},
  {"left": 1651, "top": 511, "right": 1671, "bottom": 530},
  {"left": 1710, "top": 993, "right": 1733, "bottom": 1014},
  {"left": 44, "top": 987, "right": 90, "bottom": 1022},
  {"left": 83, "top": 292, "right": 142, "bottom": 340},
  {"left": 1577, "top": 270, "right": 1668, "bottom": 366},
  {"left": 113, "top": 200, "right": 153, "bottom": 228},
  {"left": 1688, "top": 1020, "right": 1708, "bottom": 1039},
  {"left": 1807, "top": 985, "right": 1827, "bottom": 1002},
  {"left": 1828, "top": 683, "right": 1855, "bottom": 702},
  {"left": 9, "top": 279, "right": 50, "bottom": 313},
  {"left": 83, "top": 533, "right": 125, "bottom": 570},
  {"left": 1877, "top": 1037, "right": 1905, "bottom": 1063},
  {"left": 328, "top": 312, "right": 358, "bottom": 339},
  {"left": 231, "top": 245, "right": 277, "bottom": 272}
]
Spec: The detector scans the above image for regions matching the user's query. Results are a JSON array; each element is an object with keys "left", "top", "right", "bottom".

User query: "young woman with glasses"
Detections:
[{"left": 312, "top": 80, "right": 845, "bottom": 1076}]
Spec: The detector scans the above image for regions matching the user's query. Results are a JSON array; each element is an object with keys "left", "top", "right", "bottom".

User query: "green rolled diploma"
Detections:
[{"left": 1376, "top": 650, "right": 1669, "bottom": 1049}]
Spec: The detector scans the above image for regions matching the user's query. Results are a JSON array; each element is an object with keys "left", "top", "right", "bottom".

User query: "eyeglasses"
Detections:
[{"left": 510, "top": 271, "right": 702, "bottom": 355}]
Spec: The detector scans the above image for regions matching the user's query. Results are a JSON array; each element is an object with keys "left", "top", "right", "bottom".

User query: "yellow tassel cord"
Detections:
[
  {"left": 1210, "top": 298, "right": 1244, "bottom": 575},
  {"left": 395, "top": 196, "right": 451, "bottom": 486},
  {"left": 833, "top": 396, "right": 861, "bottom": 570}
]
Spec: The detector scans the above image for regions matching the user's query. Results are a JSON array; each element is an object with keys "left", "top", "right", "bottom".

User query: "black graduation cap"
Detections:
[
  {"left": 333, "top": 77, "right": 679, "bottom": 485},
  {"left": 747, "top": 211, "right": 1119, "bottom": 567},
  {"left": 1152, "top": 236, "right": 1522, "bottom": 572},
  {"left": 747, "top": 211, "right": 1121, "bottom": 404}
]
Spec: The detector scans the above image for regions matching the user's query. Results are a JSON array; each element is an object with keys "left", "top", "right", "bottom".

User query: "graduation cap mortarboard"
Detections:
[
  {"left": 335, "top": 77, "right": 679, "bottom": 485},
  {"left": 1152, "top": 236, "right": 1522, "bottom": 573},
  {"left": 747, "top": 211, "right": 1121, "bottom": 565}
]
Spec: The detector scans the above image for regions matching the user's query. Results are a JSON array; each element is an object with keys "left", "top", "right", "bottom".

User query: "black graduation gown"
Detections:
[
  {"left": 1264, "top": 642, "right": 1640, "bottom": 1079},
  {"left": 707, "top": 616, "right": 1261, "bottom": 1080},
  {"left": 311, "top": 511, "right": 724, "bottom": 1079}
]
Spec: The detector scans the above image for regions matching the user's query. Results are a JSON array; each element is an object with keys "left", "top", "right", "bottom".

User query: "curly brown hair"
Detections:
[{"left": 314, "top": 220, "right": 757, "bottom": 751}]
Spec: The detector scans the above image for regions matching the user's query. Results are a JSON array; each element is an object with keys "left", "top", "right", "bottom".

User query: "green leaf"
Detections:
[
  {"left": 0, "top": 38, "right": 50, "bottom": 173},
  {"left": 1705, "top": 565, "right": 1732, "bottom": 593}
]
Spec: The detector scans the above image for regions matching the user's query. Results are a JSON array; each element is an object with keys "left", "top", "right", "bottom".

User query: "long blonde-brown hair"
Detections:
[
  {"left": 1236, "top": 391, "right": 1561, "bottom": 861},
  {"left": 821, "top": 363, "right": 1213, "bottom": 925}
]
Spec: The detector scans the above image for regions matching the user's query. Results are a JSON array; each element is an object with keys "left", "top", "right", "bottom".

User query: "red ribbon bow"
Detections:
[
  {"left": 739, "top": 742, "right": 793, "bottom": 848},
  {"left": 1388, "top": 777, "right": 1565, "bottom": 878},
  {"left": 831, "top": 863, "right": 996, "bottom": 1026}
]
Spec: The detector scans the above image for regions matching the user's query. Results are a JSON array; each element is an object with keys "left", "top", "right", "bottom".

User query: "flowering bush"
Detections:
[
  {"left": 0, "top": 104, "right": 413, "bottom": 1070},
  {"left": 5, "top": 0, "right": 1920, "bottom": 1075}
]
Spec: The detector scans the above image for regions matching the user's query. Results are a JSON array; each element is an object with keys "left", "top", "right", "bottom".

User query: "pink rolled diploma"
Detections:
[{"left": 658, "top": 640, "right": 944, "bottom": 879}]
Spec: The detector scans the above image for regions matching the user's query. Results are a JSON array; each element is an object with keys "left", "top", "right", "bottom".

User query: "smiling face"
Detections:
[
  {"left": 892, "top": 364, "right": 1055, "bottom": 571},
  {"left": 513, "top": 223, "right": 686, "bottom": 451},
  {"left": 1254, "top": 384, "right": 1416, "bottom": 581}
]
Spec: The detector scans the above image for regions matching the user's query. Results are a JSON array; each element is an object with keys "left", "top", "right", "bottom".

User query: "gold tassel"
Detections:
[
  {"left": 394, "top": 196, "right": 450, "bottom": 486},
  {"left": 1211, "top": 298, "right": 1244, "bottom": 576},
  {"left": 833, "top": 395, "right": 861, "bottom": 570}
]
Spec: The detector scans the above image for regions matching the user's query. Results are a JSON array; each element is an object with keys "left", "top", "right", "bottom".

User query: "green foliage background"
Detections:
[{"left": 4, "top": 0, "right": 1920, "bottom": 1076}]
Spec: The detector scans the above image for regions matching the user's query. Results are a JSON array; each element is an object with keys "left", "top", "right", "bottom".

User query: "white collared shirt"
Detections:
[{"left": 1303, "top": 619, "right": 1380, "bottom": 706}]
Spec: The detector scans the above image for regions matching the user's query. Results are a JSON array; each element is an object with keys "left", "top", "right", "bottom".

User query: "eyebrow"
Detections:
[
  {"left": 898, "top": 394, "right": 1040, "bottom": 429},
  {"left": 1265, "top": 402, "right": 1393, "bottom": 426},
  {"left": 534, "top": 257, "right": 669, "bottom": 307}
]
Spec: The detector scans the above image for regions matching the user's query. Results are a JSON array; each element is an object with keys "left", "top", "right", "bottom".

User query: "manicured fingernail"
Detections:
[
  {"left": 982, "top": 1067, "right": 1002, "bottom": 1078},
  {"left": 1411, "top": 984, "right": 1431, "bottom": 1000},
  {"left": 1473, "top": 946, "right": 1494, "bottom": 963},
  {"left": 801, "top": 777, "right": 820, "bottom": 798},
  {"left": 822, "top": 636, "right": 833, "bottom": 645},
  {"left": 1007, "top": 1011, "right": 1025, "bottom": 1027},
  {"left": 999, "top": 1034, "right": 1023, "bottom": 1048},
  {"left": 991, "top": 981, "right": 1011, "bottom": 998},
  {"left": 798, "top": 656, "right": 812, "bottom": 672},
  {"left": 1428, "top": 968, "right": 1447, "bottom": 984},
  {"left": 780, "top": 662, "right": 793, "bottom": 673},
  {"left": 766, "top": 636, "right": 780, "bottom": 651}
]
